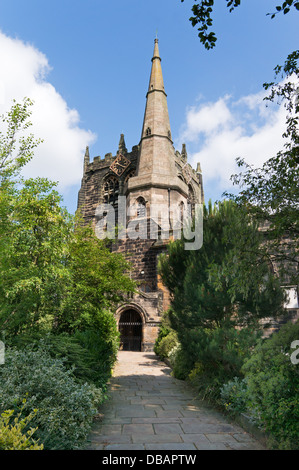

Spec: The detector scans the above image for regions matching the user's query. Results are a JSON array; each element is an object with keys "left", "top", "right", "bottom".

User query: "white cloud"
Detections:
[
  {"left": 0, "top": 31, "right": 96, "bottom": 189},
  {"left": 181, "top": 95, "right": 233, "bottom": 140},
  {"left": 178, "top": 89, "right": 288, "bottom": 199}
]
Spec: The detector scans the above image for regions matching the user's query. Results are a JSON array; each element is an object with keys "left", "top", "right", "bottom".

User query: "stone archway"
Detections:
[{"left": 118, "top": 308, "right": 143, "bottom": 351}]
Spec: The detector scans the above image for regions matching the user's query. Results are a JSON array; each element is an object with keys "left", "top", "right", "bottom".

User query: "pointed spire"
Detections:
[
  {"left": 140, "top": 38, "right": 171, "bottom": 144},
  {"left": 127, "top": 38, "right": 188, "bottom": 204},
  {"left": 148, "top": 38, "right": 165, "bottom": 94},
  {"left": 83, "top": 146, "right": 90, "bottom": 173},
  {"left": 118, "top": 133, "right": 127, "bottom": 154},
  {"left": 196, "top": 162, "right": 202, "bottom": 174},
  {"left": 181, "top": 144, "right": 187, "bottom": 161}
]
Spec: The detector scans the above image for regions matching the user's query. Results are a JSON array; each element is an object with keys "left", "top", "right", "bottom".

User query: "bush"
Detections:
[
  {"left": 168, "top": 344, "right": 190, "bottom": 380},
  {"left": 0, "top": 346, "right": 103, "bottom": 449},
  {"left": 0, "top": 407, "right": 43, "bottom": 450},
  {"left": 241, "top": 321, "right": 299, "bottom": 450},
  {"left": 154, "top": 330, "right": 178, "bottom": 360},
  {"left": 185, "top": 326, "right": 259, "bottom": 402},
  {"left": 220, "top": 377, "right": 248, "bottom": 415},
  {"left": 8, "top": 328, "right": 118, "bottom": 389}
]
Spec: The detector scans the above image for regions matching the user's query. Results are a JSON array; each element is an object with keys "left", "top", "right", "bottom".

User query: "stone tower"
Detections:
[{"left": 77, "top": 39, "right": 204, "bottom": 351}]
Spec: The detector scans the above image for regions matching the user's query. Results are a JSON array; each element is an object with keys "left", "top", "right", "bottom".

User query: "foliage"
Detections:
[
  {"left": 0, "top": 98, "right": 136, "bottom": 450},
  {"left": 158, "top": 200, "right": 284, "bottom": 397},
  {"left": 56, "top": 222, "right": 135, "bottom": 334},
  {"left": 154, "top": 310, "right": 178, "bottom": 359},
  {"left": 0, "top": 100, "right": 136, "bottom": 339},
  {"left": 0, "top": 98, "right": 43, "bottom": 182},
  {"left": 8, "top": 329, "right": 116, "bottom": 389},
  {"left": 0, "top": 346, "right": 103, "bottom": 450},
  {"left": 220, "top": 376, "right": 248, "bottom": 415},
  {"left": 186, "top": 327, "right": 260, "bottom": 401},
  {"left": 0, "top": 177, "right": 73, "bottom": 336},
  {"left": 0, "top": 406, "right": 43, "bottom": 450},
  {"left": 0, "top": 99, "right": 44, "bottom": 302},
  {"left": 228, "top": 51, "right": 299, "bottom": 286},
  {"left": 180, "top": 0, "right": 299, "bottom": 49},
  {"left": 168, "top": 344, "right": 190, "bottom": 380},
  {"left": 155, "top": 329, "right": 179, "bottom": 361},
  {"left": 241, "top": 321, "right": 299, "bottom": 450}
]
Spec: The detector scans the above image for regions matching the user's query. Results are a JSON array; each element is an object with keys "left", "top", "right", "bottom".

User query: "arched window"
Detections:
[
  {"left": 146, "top": 127, "right": 151, "bottom": 136},
  {"left": 136, "top": 196, "right": 146, "bottom": 218},
  {"left": 179, "top": 201, "right": 185, "bottom": 225},
  {"left": 188, "top": 185, "right": 195, "bottom": 218},
  {"left": 103, "top": 176, "right": 119, "bottom": 207}
]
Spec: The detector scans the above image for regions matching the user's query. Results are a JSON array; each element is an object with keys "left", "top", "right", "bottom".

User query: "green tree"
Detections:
[
  {"left": 0, "top": 98, "right": 42, "bottom": 182},
  {"left": 228, "top": 51, "right": 299, "bottom": 286},
  {"left": 0, "top": 99, "right": 136, "bottom": 339},
  {"left": 57, "top": 222, "right": 136, "bottom": 334},
  {"left": 179, "top": 0, "right": 299, "bottom": 286},
  {"left": 0, "top": 177, "right": 74, "bottom": 336},
  {"left": 0, "top": 98, "right": 43, "bottom": 263},
  {"left": 158, "top": 200, "right": 284, "bottom": 394},
  {"left": 180, "top": 0, "right": 299, "bottom": 49}
]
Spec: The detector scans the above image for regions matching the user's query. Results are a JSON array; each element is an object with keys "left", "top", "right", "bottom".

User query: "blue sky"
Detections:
[{"left": 0, "top": 0, "right": 298, "bottom": 214}]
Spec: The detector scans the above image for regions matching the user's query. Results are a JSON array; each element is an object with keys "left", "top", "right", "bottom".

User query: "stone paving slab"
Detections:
[{"left": 86, "top": 351, "right": 266, "bottom": 451}]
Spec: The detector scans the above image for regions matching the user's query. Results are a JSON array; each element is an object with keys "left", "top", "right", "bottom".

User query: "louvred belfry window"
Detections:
[{"left": 103, "top": 177, "right": 119, "bottom": 207}]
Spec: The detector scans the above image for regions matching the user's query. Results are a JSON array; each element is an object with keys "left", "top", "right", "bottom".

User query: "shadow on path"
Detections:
[{"left": 86, "top": 351, "right": 266, "bottom": 451}]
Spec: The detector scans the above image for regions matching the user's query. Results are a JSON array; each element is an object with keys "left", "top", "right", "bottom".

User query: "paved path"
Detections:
[{"left": 87, "top": 351, "right": 266, "bottom": 450}]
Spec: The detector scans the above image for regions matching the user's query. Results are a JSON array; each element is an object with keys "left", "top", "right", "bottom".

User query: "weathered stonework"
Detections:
[{"left": 77, "top": 39, "right": 204, "bottom": 351}]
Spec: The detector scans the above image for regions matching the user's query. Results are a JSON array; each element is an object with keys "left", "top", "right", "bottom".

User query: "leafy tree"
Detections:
[
  {"left": 0, "top": 98, "right": 42, "bottom": 182},
  {"left": 227, "top": 51, "right": 299, "bottom": 287},
  {"left": 179, "top": 0, "right": 299, "bottom": 287},
  {"left": 0, "top": 177, "right": 73, "bottom": 336},
  {"left": 56, "top": 222, "right": 136, "bottom": 334},
  {"left": 0, "top": 98, "right": 43, "bottom": 263},
  {"left": 180, "top": 0, "right": 299, "bottom": 49},
  {"left": 158, "top": 200, "right": 284, "bottom": 393},
  {"left": 0, "top": 99, "right": 136, "bottom": 339}
]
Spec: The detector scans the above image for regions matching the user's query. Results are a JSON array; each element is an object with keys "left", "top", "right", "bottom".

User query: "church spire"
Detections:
[
  {"left": 148, "top": 38, "right": 165, "bottom": 94},
  {"left": 127, "top": 38, "right": 188, "bottom": 203},
  {"left": 138, "top": 38, "right": 174, "bottom": 171}
]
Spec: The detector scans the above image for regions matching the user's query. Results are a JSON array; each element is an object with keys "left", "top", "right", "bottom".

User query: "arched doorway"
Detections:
[{"left": 119, "top": 309, "right": 143, "bottom": 351}]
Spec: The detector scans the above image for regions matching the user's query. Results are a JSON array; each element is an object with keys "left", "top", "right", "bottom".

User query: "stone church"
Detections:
[{"left": 77, "top": 39, "right": 204, "bottom": 351}]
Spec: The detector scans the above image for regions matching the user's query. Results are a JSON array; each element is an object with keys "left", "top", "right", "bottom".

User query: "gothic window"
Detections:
[
  {"left": 103, "top": 176, "right": 119, "bottom": 207},
  {"left": 146, "top": 127, "right": 151, "bottom": 136},
  {"left": 179, "top": 201, "right": 185, "bottom": 225},
  {"left": 136, "top": 196, "right": 146, "bottom": 218},
  {"left": 188, "top": 184, "right": 195, "bottom": 218}
]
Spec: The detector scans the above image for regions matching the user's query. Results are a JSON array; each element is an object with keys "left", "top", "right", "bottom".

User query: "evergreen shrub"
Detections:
[
  {"left": 241, "top": 321, "right": 299, "bottom": 449},
  {"left": 0, "top": 407, "right": 43, "bottom": 450},
  {"left": 0, "top": 346, "right": 103, "bottom": 449},
  {"left": 154, "top": 329, "right": 178, "bottom": 360}
]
